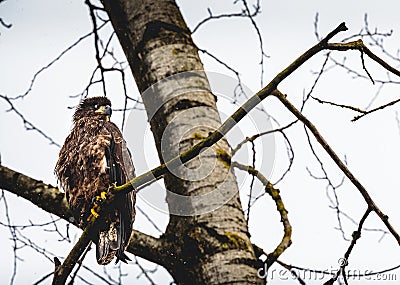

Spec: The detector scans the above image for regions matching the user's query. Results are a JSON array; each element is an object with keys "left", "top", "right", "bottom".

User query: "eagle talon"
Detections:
[
  {"left": 93, "top": 191, "right": 108, "bottom": 205},
  {"left": 90, "top": 207, "right": 100, "bottom": 218},
  {"left": 87, "top": 203, "right": 100, "bottom": 221},
  {"left": 99, "top": 191, "right": 107, "bottom": 201},
  {"left": 88, "top": 191, "right": 107, "bottom": 221}
]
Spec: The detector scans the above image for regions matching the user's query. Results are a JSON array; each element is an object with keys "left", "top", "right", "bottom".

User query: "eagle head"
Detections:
[{"left": 73, "top": 96, "right": 112, "bottom": 123}]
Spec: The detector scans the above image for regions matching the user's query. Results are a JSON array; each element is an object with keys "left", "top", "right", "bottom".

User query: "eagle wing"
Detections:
[
  {"left": 98, "top": 121, "right": 136, "bottom": 264},
  {"left": 55, "top": 119, "right": 136, "bottom": 265}
]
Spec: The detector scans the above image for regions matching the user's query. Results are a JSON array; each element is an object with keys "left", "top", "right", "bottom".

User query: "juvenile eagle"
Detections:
[{"left": 55, "top": 96, "right": 136, "bottom": 265}]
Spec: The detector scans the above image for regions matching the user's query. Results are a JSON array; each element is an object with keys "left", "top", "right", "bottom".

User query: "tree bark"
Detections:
[{"left": 102, "top": 0, "right": 263, "bottom": 283}]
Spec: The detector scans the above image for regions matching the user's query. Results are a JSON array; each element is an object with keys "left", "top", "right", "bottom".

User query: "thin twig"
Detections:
[
  {"left": 0, "top": 95, "right": 60, "bottom": 147},
  {"left": 323, "top": 208, "right": 372, "bottom": 284},
  {"left": 9, "top": 22, "right": 108, "bottom": 100},
  {"left": 0, "top": 17, "right": 12, "bottom": 29},
  {"left": 240, "top": 0, "right": 267, "bottom": 87},
  {"left": 192, "top": 9, "right": 246, "bottom": 34},
  {"left": 304, "top": 127, "right": 349, "bottom": 241},
  {"left": 273, "top": 89, "right": 400, "bottom": 245},
  {"left": 311, "top": 95, "right": 400, "bottom": 122},
  {"left": 327, "top": 40, "right": 400, "bottom": 78},
  {"left": 245, "top": 141, "right": 256, "bottom": 224},
  {"left": 86, "top": 0, "right": 107, "bottom": 96},
  {"left": 232, "top": 121, "right": 297, "bottom": 155},
  {"left": 352, "top": 97, "right": 400, "bottom": 121},
  {"left": 231, "top": 120, "right": 297, "bottom": 185}
]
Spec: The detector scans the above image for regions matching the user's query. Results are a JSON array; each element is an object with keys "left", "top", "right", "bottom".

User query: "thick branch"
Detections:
[
  {"left": 0, "top": 164, "right": 71, "bottom": 219},
  {"left": 52, "top": 223, "right": 94, "bottom": 285},
  {"left": 0, "top": 165, "right": 167, "bottom": 269},
  {"left": 112, "top": 23, "right": 349, "bottom": 196}
]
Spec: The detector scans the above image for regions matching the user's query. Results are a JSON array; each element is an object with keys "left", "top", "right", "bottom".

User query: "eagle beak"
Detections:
[{"left": 95, "top": 105, "right": 112, "bottom": 116}]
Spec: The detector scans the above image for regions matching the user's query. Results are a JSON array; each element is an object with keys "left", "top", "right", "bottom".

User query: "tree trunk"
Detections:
[{"left": 102, "top": 0, "right": 263, "bottom": 283}]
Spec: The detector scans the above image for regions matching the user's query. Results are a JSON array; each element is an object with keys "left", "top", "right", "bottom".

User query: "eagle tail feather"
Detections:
[
  {"left": 96, "top": 210, "right": 131, "bottom": 265},
  {"left": 96, "top": 221, "right": 119, "bottom": 265},
  {"left": 115, "top": 251, "right": 131, "bottom": 264},
  {"left": 114, "top": 209, "right": 131, "bottom": 264}
]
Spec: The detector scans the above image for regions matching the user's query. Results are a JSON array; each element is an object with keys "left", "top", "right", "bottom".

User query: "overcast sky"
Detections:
[{"left": 1, "top": 0, "right": 400, "bottom": 284}]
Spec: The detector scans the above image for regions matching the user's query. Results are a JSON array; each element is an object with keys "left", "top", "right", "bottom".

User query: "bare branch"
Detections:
[
  {"left": 85, "top": 0, "right": 107, "bottom": 96},
  {"left": 254, "top": 242, "right": 400, "bottom": 283},
  {"left": 311, "top": 95, "right": 366, "bottom": 113},
  {"left": 191, "top": 9, "right": 246, "bottom": 34},
  {"left": 233, "top": 162, "right": 291, "bottom": 268},
  {"left": 0, "top": 165, "right": 168, "bottom": 277},
  {"left": 194, "top": 1, "right": 266, "bottom": 86},
  {"left": 0, "top": 191, "right": 18, "bottom": 284},
  {"left": 52, "top": 221, "right": 95, "bottom": 284},
  {"left": 272, "top": 89, "right": 400, "bottom": 245},
  {"left": 0, "top": 165, "right": 70, "bottom": 219},
  {"left": 66, "top": 242, "right": 92, "bottom": 285},
  {"left": 239, "top": 0, "right": 268, "bottom": 86},
  {"left": 245, "top": 141, "right": 256, "bottom": 223},
  {"left": 314, "top": 13, "right": 320, "bottom": 41},
  {"left": 301, "top": 52, "right": 330, "bottom": 109},
  {"left": 323, "top": 208, "right": 372, "bottom": 284},
  {"left": 0, "top": 94, "right": 61, "bottom": 147},
  {"left": 132, "top": 256, "right": 158, "bottom": 285},
  {"left": 0, "top": 17, "right": 12, "bottom": 29},
  {"left": 362, "top": 14, "right": 400, "bottom": 64},
  {"left": 304, "top": 127, "right": 349, "bottom": 240},
  {"left": 311, "top": 95, "right": 400, "bottom": 122},
  {"left": 327, "top": 40, "right": 400, "bottom": 78},
  {"left": 396, "top": 111, "right": 400, "bottom": 135},
  {"left": 9, "top": 22, "right": 109, "bottom": 101},
  {"left": 352, "top": 97, "right": 400, "bottom": 121},
  {"left": 232, "top": 121, "right": 297, "bottom": 155},
  {"left": 231, "top": 120, "right": 297, "bottom": 185}
]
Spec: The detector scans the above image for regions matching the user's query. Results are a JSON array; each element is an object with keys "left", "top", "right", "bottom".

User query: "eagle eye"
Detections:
[{"left": 94, "top": 104, "right": 98, "bottom": 109}]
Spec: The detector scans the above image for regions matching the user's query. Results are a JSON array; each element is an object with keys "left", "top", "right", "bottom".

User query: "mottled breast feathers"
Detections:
[{"left": 55, "top": 96, "right": 136, "bottom": 265}]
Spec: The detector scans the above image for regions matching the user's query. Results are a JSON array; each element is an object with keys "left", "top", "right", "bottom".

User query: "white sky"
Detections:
[{"left": 1, "top": 0, "right": 400, "bottom": 284}]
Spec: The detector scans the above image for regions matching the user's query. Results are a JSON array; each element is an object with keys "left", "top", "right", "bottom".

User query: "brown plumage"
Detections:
[{"left": 55, "top": 96, "right": 136, "bottom": 265}]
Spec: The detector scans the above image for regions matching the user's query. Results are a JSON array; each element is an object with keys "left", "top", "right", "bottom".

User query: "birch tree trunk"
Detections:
[{"left": 102, "top": 0, "right": 263, "bottom": 283}]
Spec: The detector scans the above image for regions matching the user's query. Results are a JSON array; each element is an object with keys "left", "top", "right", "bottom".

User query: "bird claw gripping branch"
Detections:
[{"left": 88, "top": 191, "right": 107, "bottom": 220}]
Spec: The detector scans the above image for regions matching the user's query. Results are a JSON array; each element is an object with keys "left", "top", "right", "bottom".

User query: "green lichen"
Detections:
[
  {"left": 223, "top": 232, "right": 252, "bottom": 251},
  {"left": 216, "top": 148, "right": 231, "bottom": 168},
  {"left": 192, "top": 132, "right": 206, "bottom": 140}
]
